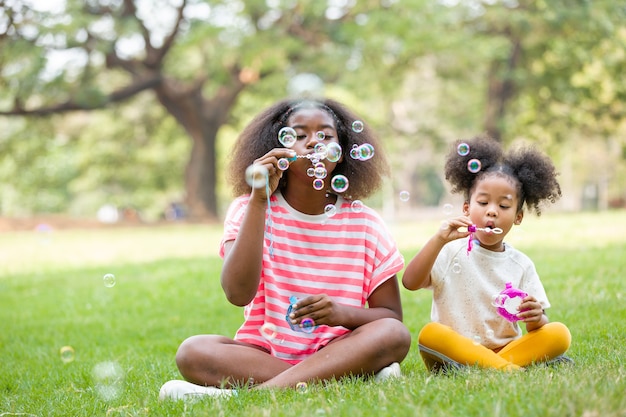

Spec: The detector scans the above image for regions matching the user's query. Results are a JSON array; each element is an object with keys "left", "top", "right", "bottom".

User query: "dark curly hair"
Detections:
[
  {"left": 227, "top": 98, "right": 390, "bottom": 200},
  {"left": 444, "top": 136, "right": 561, "bottom": 216}
]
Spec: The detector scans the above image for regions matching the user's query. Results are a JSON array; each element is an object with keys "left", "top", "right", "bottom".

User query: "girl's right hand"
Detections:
[
  {"left": 249, "top": 148, "right": 297, "bottom": 201},
  {"left": 437, "top": 216, "right": 473, "bottom": 242}
]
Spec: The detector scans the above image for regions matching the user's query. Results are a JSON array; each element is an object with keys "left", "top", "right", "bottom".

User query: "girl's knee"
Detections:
[{"left": 544, "top": 322, "right": 572, "bottom": 351}]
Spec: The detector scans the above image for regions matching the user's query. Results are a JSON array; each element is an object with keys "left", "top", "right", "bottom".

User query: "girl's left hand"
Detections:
[
  {"left": 517, "top": 295, "right": 544, "bottom": 323},
  {"left": 288, "top": 294, "right": 342, "bottom": 327}
]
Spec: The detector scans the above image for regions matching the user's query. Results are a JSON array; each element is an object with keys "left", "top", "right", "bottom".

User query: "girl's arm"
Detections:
[
  {"left": 402, "top": 216, "right": 472, "bottom": 291},
  {"left": 220, "top": 148, "right": 295, "bottom": 306}
]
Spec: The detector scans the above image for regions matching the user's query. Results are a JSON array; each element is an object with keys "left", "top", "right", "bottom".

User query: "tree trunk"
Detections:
[
  {"left": 483, "top": 38, "right": 521, "bottom": 142},
  {"left": 154, "top": 77, "right": 245, "bottom": 220}
]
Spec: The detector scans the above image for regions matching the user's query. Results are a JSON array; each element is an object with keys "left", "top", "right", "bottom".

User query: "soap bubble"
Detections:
[
  {"left": 278, "top": 127, "right": 297, "bottom": 148},
  {"left": 301, "top": 318, "right": 316, "bottom": 333},
  {"left": 472, "top": 335, "right": 481, "bottom": 346},
  {"left": 399, "top": 191, "right": 410, "bottom": 202},
  {"left": 330, "top": 175, "right": 349, "bottom": 193},
  {"left": 351, "top": 120, "right": 364, "bottom": 133},
  {"left": 314, "top": 166, "right": 327, "bottom": 179},
  {"left": 103, "top": 273, "right": 116, "bottom": 288},
  {"left": 315, "top": 131, "right": 326, "bottom": 140},
  {"left": 349, "top": 145, "right": 360, "bottom": 160},
  {"left": 451, "top": 259, "right": 461, "bottom": 274},
  {"left": 442, "top": 203, "right": 454, "bottom": 215},
  {"left": 485, "top": 329, "right": 495, "bottom": 339},
  {"left": 467, "top": 158, "right": 482, "bottom": 173},
  {"left": 260, "top": 323, "right": 278, "bottom": 340},
  {"left": 457, "top": 142, "right": 470, "bottom": 156},
  {"left": 277, "top": 158, "right": 290, "bottom": 171},
  {"left": 325, "top": 142, "right": 342, "bottom": 163},
  {"left": 313, "top": 179, "right": 325, "bottom": 190},
  {"left": 296, "top": 381, "right": 308, "bottom": 392},
  {"left": 324, "top": 204, "right": 337, "bottom": 217},
  {"left": 307, "top": 167, "right": 315, "bottom": 177},
  {"left": 350, "top": 200, "right": 363, "bottom": 213},
  {"left": 60, "top": 346, "right": 75, "bottom": 363},
  {"left": 93, "top": 361, "right": 124, "bottom": 401},
  {"left": 358, "top": 143, "right": 375, "bottom": 161},
  {"left": 245, "top": 164, "right": 268, "bottom": 189}
]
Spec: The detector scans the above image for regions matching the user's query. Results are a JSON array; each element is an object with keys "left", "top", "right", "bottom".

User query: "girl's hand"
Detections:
[
  {"left": 517, "top": 295, "right": 544, "bottom": 323},
  {"left": 288, "top": 294, "right": 343, "bottom": 328},
  {"left": 249, "top": 148, "right": 297, "bottom": 201},
  {"left": 437, "top": 216, "right": 473, "bottom": 243}
]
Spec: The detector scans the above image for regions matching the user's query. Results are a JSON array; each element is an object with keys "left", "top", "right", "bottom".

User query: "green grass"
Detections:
[{"left": 1, "top": 211, "right": 625, "bottom": 416}]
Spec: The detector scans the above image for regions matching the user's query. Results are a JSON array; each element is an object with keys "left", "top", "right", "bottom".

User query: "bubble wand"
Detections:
[{"left": 465, "top": 224, "right": 503, "bottom": 255}]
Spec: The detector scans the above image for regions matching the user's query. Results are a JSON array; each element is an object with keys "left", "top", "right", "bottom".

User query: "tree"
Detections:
[{"left": 0, "top": 0, "right": 435, "bottom": 219}]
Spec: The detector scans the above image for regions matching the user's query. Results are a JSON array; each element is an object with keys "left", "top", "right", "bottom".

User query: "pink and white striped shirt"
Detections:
[{"left": 219, "top": 191, "right": 404, "bottom": 364}]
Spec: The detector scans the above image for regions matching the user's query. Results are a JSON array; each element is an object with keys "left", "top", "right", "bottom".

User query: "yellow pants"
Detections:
[{"left": 418, "top": 321, "right": 571, "bottom": 372}]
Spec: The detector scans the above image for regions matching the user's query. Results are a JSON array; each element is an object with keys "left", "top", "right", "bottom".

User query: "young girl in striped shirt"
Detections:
[{"left": 160, "top": 98, "right": 409, "bottom": 400}]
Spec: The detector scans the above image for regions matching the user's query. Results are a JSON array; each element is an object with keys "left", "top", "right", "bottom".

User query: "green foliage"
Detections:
[{"left": 0, "top": 212, "right": 625, "bottom": 416}]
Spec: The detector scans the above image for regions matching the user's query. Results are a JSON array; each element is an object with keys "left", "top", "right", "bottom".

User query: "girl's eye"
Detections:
[
  {"left": 297, "top": 135, "right": 307, "bottom": 140},
  {"left": 323, "top": 135, "right": 334, "bottom": 141}
]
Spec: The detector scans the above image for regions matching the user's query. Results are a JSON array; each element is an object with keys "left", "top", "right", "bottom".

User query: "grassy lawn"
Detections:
[{"left": 1, "top": 210, "right": 625, "bottom": 416}]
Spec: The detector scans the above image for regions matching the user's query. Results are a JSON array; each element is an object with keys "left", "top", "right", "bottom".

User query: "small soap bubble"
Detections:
[
  {"left": 399, "top": 191, "right": 410, "bottom": 202},
  {"left": 442, "top": 203, "right": 454, "bottom": 215},
  {"left": 306, "top": 167, "right": 315, "bottom": 177},
  {"left": 472, "top": 335, "right": 481, "bottom": 346},
  {"left": 330, "top": 175, "right": 349, "bottom": 193},
  {"left": 467, "top": 158, "right": 482, "bottom": 173},
  {"left": 315, "top": 131, "right": 326, "bottom": 140},
  {"left": 93, "top": 361, "right": 124, "bottom": 401},
  {"left": 324, "top": 204, "right": 337, "bottom": 217},
  {"left": 312, "top": 178, "right": 325, "bottom": 190},
  {"left": 325, "top": 142, "right": 342, "bottom": 163},
  {"left": 301, "top": 318, "right": 316, "bottom": 333},
  {"left": 103, "top": 273, "right": 116, "bottom": 288},
  {"left": 277, "top": 158, "right": 290, "bottom": 171},
  {"left": 358, "top": 143, "right": 375, "bottom": 161},
  {"left": 451, "top": 260, "right": 461, "bottom": 274},
  {"left": 60, "top": 346, "right": 75, "bottom": 363},
  {"left": 314, "top": 166, "right": 327, "bottom": 179},
  {"left": 457, "top": 142, "right": 470, "bottom": 156},
  {"left": 350, "top": 200, "right": 364, "bottom": 213},
  {"left": 349, "top": 145, "right": 360, "bottom": 160},
  {"left": 260, "top": 323, "right": 278, "bottom": 340},
  {"left": 351, "top": 120, "right": 364, "bottom": 133},
  {"left": 314, "top": 143, "right": 327, "bottom": 157},
  {"left": 245, "top": 164, "right": 268, "bottom": 189},
  {"left": 485, "top": 329, "right": 495, "bottom": 339},
  {"left": 296, "top": 381, "right": 308, "bottom": 392},
  {"left": 278, "top": 127, "right": 297, "bottom": 148}
]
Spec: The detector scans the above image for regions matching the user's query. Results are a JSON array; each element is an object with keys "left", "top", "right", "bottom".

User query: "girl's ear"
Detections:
[
  {"left": 462, "top": 201, "right": 470, "bottom": 216},
  {"left": 514, "top": 210, "right": 524, "bottom": 225}
]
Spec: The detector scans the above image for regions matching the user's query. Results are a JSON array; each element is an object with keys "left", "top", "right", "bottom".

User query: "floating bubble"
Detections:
[
  {"left": 399, "top": 191, "right": 410, "bottom": 202},
  {"left": 472, "top": 335, "right": 481, "bottom": 346},
  {"left": 324, "top": 204, "right": 337, "bottom": 217},
  {"left": 314, "top": 166, "right": 327, "bottom": 179},
  {"left": 442, "top": 203, "right": 454, "bottom": 215},
  {"left": 486, "top": 329, "right": 495, "bottom": 339},
  {"left": 349, "top": 145, "right": 360, "bottom": 160},
  {"left": 245, "top": 164, "right": 268, "bottom": 189},
  {"left": 312, "top": 178, "right": 325, "bottom": 190},
  {"left": 315, "top": 131, "right": 326, "bottom": 140},
  {"left": 92, "top": 361, "right": 124, "bottom": 401},
  {"left": 467, "top": 158, "right": 482, "bottom": 173},
  {"left": 457, "top": 142, "right": 470, "bottom": 156},
  {"left": 314, "top": 143, "right": 328, "bottom": 157},
  {"left": 278, "top": 127, "right": 297, "bottom": 148},
  {"left": 307, "top": 167, "right": 315, "bottom": 177},
  {"left": 60, "top": 346, "right": 75, "bottom": 363},
  {"left": 301, "top": 318, "right": 316, "bottom": 333},
  {"left": 351, "top": 120, "right": 364, "bottom": 133},
  {"left": 330, "top": 175, "right": 349, "bottom": 193},
  {"left": 358, "top": 143, "right": 375, "bottom": 161},
  {"left": 296, "top": 381, "right": 308, "bottom": 393},
  {"left": 277, "top": 158, "right": 290, "bottom": 171},
  {"left": 350, "top": 200, "right": 363, "bottom": 213},
  {"left": 451, "top": 260, "right": 461, "bottom": 274},
  {"left": 103, "top": 273, "right": 116, "bottom": 288},
  {"left": 260, "top": 322, "right": 278, "bottom": 340},
  {"left": 325, "top": 142, "right": 342, "bottom": 163}
]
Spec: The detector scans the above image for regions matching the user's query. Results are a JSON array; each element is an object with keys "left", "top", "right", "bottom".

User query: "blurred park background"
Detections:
[{"left": 1, "top": 0, "right": 625, "bottom": 228}]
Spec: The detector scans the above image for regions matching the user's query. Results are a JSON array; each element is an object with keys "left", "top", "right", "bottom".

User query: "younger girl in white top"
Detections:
[{"left": 402, "top": 136, "right": 571, "bottom": 372}]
